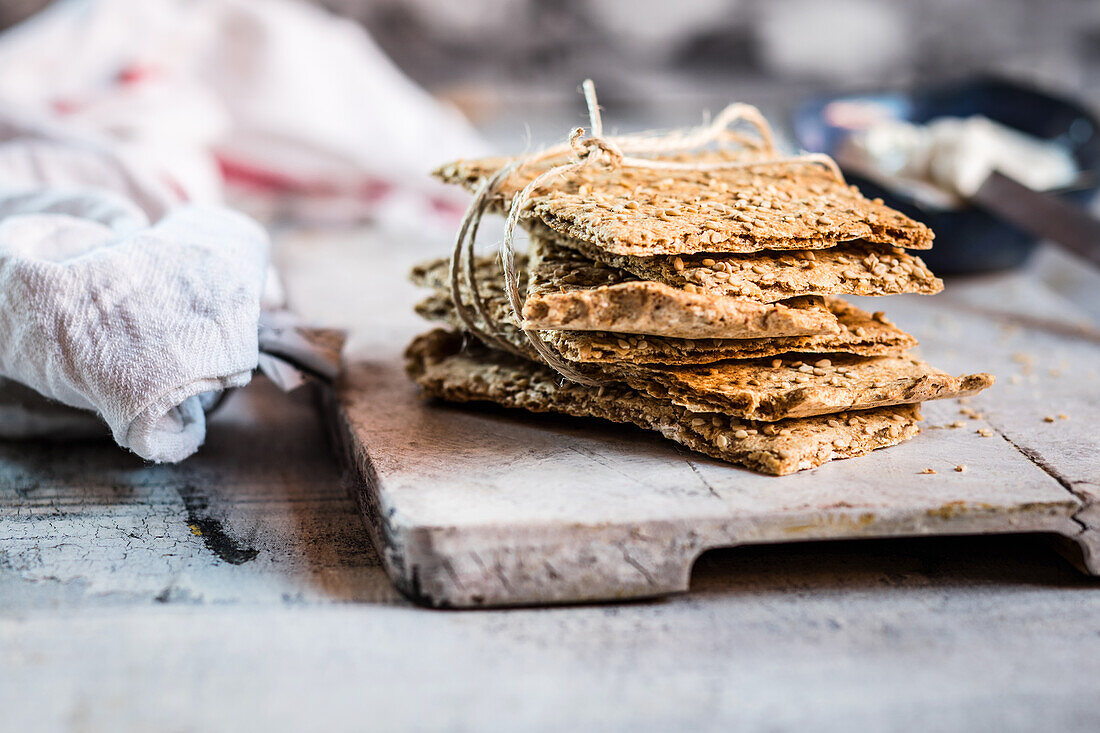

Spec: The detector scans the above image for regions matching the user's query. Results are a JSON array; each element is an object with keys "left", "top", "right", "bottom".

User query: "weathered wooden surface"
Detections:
[
  {"left": 3, "top": 225, "right": 1100, "bottom": 732},
  {"left": 332, "top": 228, "right": 1100, "bottom": 607},
  {"left": 0, "top": 379, "right": 395, "bottom": 608}
]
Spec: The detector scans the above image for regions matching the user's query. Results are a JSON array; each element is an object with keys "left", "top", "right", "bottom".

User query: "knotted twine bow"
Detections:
[{"left": 450, "top": 79, "right": 845, "bottom": 386}]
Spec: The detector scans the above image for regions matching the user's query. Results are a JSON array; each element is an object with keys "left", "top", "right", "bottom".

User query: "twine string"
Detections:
[
  {"left": 449, "top": 164, "right": 523, "bottom": 356},
  {"left": 448, "top": 79, "right": 845, "bottom": 385}
]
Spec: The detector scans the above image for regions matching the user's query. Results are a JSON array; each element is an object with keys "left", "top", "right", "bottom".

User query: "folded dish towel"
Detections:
[{"left": 0, "top": 188, "right": 268, "bottom": 462}]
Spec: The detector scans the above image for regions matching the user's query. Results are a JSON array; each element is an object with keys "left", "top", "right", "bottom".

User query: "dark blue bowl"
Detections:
[{"left": 792, "top": 77, "right": 1100, "bottom": 274}]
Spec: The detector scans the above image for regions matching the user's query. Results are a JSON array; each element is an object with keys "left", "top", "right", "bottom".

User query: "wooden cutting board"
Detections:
[{"left": 297, "top": 230, "right": 1100, "bottom": 608}]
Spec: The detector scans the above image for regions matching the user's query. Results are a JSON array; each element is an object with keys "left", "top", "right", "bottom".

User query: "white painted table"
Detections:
[{"left": 3, "top": 224, "right": 1100, "bottom": 732}]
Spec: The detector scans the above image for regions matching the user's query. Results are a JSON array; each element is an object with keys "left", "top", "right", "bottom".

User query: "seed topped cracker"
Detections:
[
  {"left": 523, "top": 235, "right": 840, "bottom": 338},
  {"left": 544, "top": 300, "right": 916, "bottom": 365},
  {"left": 412, "top": 253, "right": 918, "bottom": 365},
  {"left": 530, "top": 223, "right": 942, "bottom": 303},
  {"left": 406, "top": 328, "right": 922, "bottom": 475},
  {"left": 435, "top": 150, "right": 933, "bottom": 256},
  {"left": 609, "top": 354, "right": 993, "bottom": 422}
]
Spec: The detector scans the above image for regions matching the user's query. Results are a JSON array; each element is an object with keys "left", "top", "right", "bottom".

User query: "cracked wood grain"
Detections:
[{"left": 0, "top": 380, "right": 399, "bottom": 609}]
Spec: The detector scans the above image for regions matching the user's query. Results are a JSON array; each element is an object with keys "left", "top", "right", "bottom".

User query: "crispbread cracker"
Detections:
[
  {"left": 405, "top": 328, "right": 922, "bottom": 475},
  {"left": 524, "top": 236, "right": 839, "bottom": 338},
  {"left": 546, "top": 303, "right": 915, "bottom": 364},
  {"left": 412, "top": 276, "right": 989, "bottom": 421},
  {"left": 412, "top": 255, "right": 918, "bottom": 365},
  {"left": 530, "top": 223, "right": 943, "bottom": 302},
  {"left": 611, "top": 354, "right": 994, "bottom": 422},
  {"left": 434, "top": 151, "right": 933, "bottom": 255}
]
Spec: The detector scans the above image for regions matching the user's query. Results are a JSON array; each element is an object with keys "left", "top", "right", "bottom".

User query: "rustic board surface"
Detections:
[
  {"left": 332, "top": 229, "right": 1100, "bottom": 607},
  {"left": 4, "top": 224, "right": 1100, "bottom": 732}
]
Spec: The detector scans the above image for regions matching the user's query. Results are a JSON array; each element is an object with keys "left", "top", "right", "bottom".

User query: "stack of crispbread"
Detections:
[{"left": 407, "top": 149, "right": 993, "bottom": 475}]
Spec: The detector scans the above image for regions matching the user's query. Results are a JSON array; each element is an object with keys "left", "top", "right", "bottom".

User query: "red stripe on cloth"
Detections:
[{"left": 216, "top": 155, "right": 395, "bottom": 202}]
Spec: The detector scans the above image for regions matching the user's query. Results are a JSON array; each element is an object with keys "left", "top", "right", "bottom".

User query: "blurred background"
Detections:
[
  {"left": 5, "top": 0, "right": 1100, "bottom": 136},
  {"left": 343, "top": 0, "right": 1100, "bottom": 137},
  {"left": 1, "top": 0, "right": 1096, "bottom": 276}
]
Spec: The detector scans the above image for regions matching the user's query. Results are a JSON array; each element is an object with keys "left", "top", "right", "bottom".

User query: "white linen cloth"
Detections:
[
  {"left": 0, "top": 0, "right": 486, "bottom": 461},
  {"left": 0, "top": 189, "right": 268, "bottom": 462},
  {"left": 0, "top": 0, "right": 486, "bottom": 225}
]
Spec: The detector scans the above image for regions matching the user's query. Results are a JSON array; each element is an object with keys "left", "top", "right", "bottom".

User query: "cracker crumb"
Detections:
[
  {"left": 1043, "top": 415, "right": 1055, "bottom": 423},
  {"left": 949, "top": 421, "right": 966, "bottom": 429},
  {"left": 955, "top": 464, "right": 967, "bottom": 473},
  {"left": 920, "top": 468, "right": 936, "bottom": 475},
  {"left": 977, "top": 428, "right": 994, "bottom": 437},
  {"left": 1058, "top": 413, "right": 1069, "bottom": 420}
]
